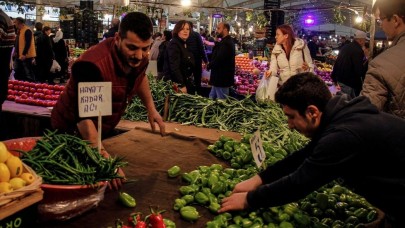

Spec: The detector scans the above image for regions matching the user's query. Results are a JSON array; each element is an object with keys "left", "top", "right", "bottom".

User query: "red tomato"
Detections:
[
  {"left": 41, "top": 83, "right": 47, "bottom": 89},
  {"left": 45, "top": 95, "right": 51, "bottom": 100},
  {"left": 30, "top": 88, "right": 36, "bottom": 93},
  {"left": 35, "top": 83, "right": 41, "bottom": 89},
  {"left": 47, "top": 85, "right": 54, "bottom": 90},
  {"left": 54, "top": 91, "right": 60, "bottom": 95},
  {"left": 8, "top": 84, "right": 13, "bottom": 89},
  {"left": 40, "top": 94, "right": 45, "bottom": 99},
  {"left": 18, "top": 85, "right": 24, "bottom": 91},
  {"left": 21, "top": 94, "right": 28, "bottom": 99},
  {"left": 17, "top": 91, "right": 23, "bottom": 96},
  {"left": 29, "top": 82, "right": 35, "bottom": 87},
  {"left": 8, "top": 80, "right": 15, "bottom": 85},
  {"left": 45, "top": 90, "right": 52, "bottom": 95},
  {"left": 7, "top": 95, "right": 15, "bottom": 101},
  {"left": 37, "top": 88, "right": 43, "bottom": 93},
  {"left": 13, "top": 85, "right": 19, "bottom": 90},
  {"left": 24, "top": 87, "right": 30, "bottom": 92}
]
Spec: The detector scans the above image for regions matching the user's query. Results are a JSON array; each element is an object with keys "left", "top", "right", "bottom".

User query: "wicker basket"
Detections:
[{"left": 0, "top": 162, "right": 43, "bottom": 207}]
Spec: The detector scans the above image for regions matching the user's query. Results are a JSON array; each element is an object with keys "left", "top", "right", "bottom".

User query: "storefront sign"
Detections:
[
  {"left": 250, "top": 130, "right": 266, "bottom": 168},
  {"left": 78, "top": 82, "right": 112, "bottom": 117}
]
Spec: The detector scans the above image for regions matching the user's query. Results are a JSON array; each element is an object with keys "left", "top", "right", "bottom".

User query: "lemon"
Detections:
[
  {"left": 0, "top": 163, "right": 10, "bottom": 182},
  {"left": 0, "top": 182, "right": 13, "bottom": 193},
  {"left": 9, "top": 177, "right": 26, "bottom": 190},
  {"left": 0, "top": 142, "right": 9, "bottom": 163},
  {"left": 5, "top": 156, "right": 23, "bottom": 178},
  {"left": 20, "top": 173, "right": 35, "bottom": 185}
]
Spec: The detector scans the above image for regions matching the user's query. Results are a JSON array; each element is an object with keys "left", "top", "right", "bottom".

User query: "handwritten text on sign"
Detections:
[
  {"left": 249, "top": 130, "right": 266, "bottom": 168},
  {"left": 78, "top": 82, "right": 112, "bottom": 117}
]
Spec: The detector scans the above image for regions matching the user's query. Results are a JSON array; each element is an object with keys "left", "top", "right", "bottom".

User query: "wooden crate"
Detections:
[{"left": 0, "top": 189, "right": 43, "bottom": 220}]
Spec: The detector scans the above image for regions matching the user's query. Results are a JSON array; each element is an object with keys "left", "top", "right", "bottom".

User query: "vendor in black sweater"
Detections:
[{"left": 219, "top": 72, "right": 405, "bottom": 227}]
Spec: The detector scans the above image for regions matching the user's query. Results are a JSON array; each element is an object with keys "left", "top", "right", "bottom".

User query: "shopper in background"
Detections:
[
  {"left": 13, "top": 17, "right": 36, "bottom": 82},
  {"left": 307, "top": 35, "right": 321, "bottom": 59},
  {"left": 266, "top": 24, "right": 313, "bottom": 85},
  {"left": 163, "top": 20, "right": 195, "bottom": 94},
  {"left": 0, "top": 9, "right": 16, "bottom": 139},
  {"left": 338, "top": 36, "right": 351, "bottom": 49},
  {"left": 103, "top": 18, "right": 120, "bottom": 39},
  {"left": 51, "top": 12, "right": 165, "bottom": 189},
  {"left": 156, "top": 30, "right": 172, "bottom": 80},
  {"left": 207, "top": 22, "right": 235, "bottom": 99},
  {"left": 149, "top": 32, "right": 162, "bottom": 60},
  {"left": 53, "top": 30, "right": 69, "bottom": 82},
  {"left": 186, "top": 21, "right": 208, "bottom": 95},
  {"left": 331, "top": 30, "right": 368, "bottom": 98},
  {"left": 219, "top": 72, "right": 405, "bottom": 227},
  {"left": 361, "top": 0, "right": 405, "bottom": 118},
  {"left": 33, "top": 22, "right": 42, "bottom": 46},
  {"left": 35, "top": 26, "right": 54, "bottom": 83}
]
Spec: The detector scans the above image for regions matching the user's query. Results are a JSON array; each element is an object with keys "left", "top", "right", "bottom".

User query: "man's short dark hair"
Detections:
[
  {"left": 35, "top": 22, "right": 43, "bottom": 31},
  {"left": 223, "top": 23, "right": 230, "bottom": 31},
  {"left": 373, "top": 0, "right": 405, "bottom": 21},
  {"left": 119, "top": 12, "right": 153, "bottom": 41},
  {"left": 15, "top": 17, "right": 24, "bottom": 24},
  {"left": 42, "top": 26, "right": 51, "bottom": 33},
  {"left": 275, "top": 72, "right": 332, "bottom": 116}
]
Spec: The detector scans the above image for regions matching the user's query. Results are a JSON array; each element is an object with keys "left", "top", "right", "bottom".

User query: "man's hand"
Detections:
[
  {"left": 232, "top": 175, "right": 262, "bottom": 193},
  {"left": 148, "top": 109, "right": 166, "bottom": 136},
  {"left": 219, "top": 192, "right": 248, "bottom": 213},
  {"left": 179, "top": 86, "right": 187, "bottom": 93},
  {"left": 20, "top": 55, "right": 26, "bottom": 61},
  {"left": 101, "top": 149, "right": 125, "bottom": 190}
]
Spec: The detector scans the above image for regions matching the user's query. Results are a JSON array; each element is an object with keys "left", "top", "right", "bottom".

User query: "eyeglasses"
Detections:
[{"left": 376, "top": 16, "right": 388, "bottom": 26}]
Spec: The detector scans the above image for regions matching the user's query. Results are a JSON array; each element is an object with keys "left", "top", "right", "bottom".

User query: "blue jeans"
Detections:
[{"left": 209, "top": 86, "right": 229, "bottom": 99}]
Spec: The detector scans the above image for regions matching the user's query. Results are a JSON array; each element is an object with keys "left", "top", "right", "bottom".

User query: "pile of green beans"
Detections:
[
  {"left": 123, "top": 74, "right": 174, "bottom": 121},
  {"left": 21, "top": 130, "right": 127, "bottom": 185},
  {"left": 168, "top": 93, "right": 307, "bottom": 150}
]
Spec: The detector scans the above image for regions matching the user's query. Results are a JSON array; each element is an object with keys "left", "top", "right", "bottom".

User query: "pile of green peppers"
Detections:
[
  {"left": 207, "top": 135, "right": 289, "bottom": 170},
  {"left": 299, "top": 182, "right": 378, "bottom": 227}
]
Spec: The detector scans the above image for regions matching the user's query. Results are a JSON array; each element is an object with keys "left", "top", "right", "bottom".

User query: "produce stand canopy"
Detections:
[{"left": 40, "top": 123, "right": 241, "bottom": 227}]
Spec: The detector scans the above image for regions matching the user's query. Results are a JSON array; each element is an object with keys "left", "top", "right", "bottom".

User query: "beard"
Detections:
[
  {"left": 117, "top": 42, "right": 141, "bottom": 67},
  {"left": 216, "top": 32, "right": 223, "bottom": 38}
]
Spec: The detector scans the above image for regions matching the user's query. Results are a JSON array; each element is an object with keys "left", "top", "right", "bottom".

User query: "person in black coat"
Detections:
[
  {"left": 35, "top": 26, "right": 54, "bottom": 83},
  {"left": 207, "top": 22, "right": 235, "bottom": 99},
  {"left": 53, "top": 30, "right": 68, "bottom": 81},
  {"left": 186, "top": 22, "right": 208, "bottom": 95},
  {"left": 331, "top": 31, "right": 368, "bottom": 98},
  {"left": 103, "top": 18, "right": 120, "bottom": 39},
  {"left": 219, "top": 73, "right": 405, "bottom": 227},
  {"left": 157, "top": 30, "right": 172, "bottom": 80},
  {"left": 163, "top": 20, "right": 195, "bottom": 94}
]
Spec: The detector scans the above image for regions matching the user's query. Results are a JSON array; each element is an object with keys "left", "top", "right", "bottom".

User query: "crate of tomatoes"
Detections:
[{"left": 6, "top": 80, "right": 65, "bottom": 107}]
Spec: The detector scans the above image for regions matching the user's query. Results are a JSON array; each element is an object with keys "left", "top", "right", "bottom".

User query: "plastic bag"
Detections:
[
  {"left": 50, "top": 60, "right": 61, "bottom": 73},
  {"left": 255, "top": 76, "right": 279, "bottom": 102}
]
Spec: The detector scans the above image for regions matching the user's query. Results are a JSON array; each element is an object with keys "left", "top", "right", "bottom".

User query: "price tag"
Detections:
[
  {"left": 78, "top": 82, "right": 112, "bottom": 117},
  {"left": 249, "top": 130, "right": 266, "bottom": 168}
]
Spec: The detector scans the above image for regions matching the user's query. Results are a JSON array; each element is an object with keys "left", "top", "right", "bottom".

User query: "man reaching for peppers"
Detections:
[
  {"left": 219, "top": 72, "right": 405, "bottom": 227},
  {"left": 51, "top": 12, "right": 165, "bottom": 190}
]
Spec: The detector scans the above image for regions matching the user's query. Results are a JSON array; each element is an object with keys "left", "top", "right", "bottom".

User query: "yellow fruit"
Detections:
[
  {"left": 0, "top": 163, "right": 10, "bottom": 182},
  {"left": 9, "top": 177, "right": 26, "bottom": 190},
  {"left": 0, "top": 142, "right": 9, "bottom": 163},
  {"left": 5, "top": 156, "right": 23, "bottom": 178},
  {"left": 0, "top": 182, "right": 13, "bottom": 193},
  {"left": 20, "top": 172, "right": 35, "bottom": 185}
]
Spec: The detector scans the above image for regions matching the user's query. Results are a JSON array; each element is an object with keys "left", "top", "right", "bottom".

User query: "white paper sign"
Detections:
[
  {"left": 249, "top": 130, "right": 266, "bottom": 168},
  {"left": 78, "top": 82, "right": 112, "bottom": 117}
]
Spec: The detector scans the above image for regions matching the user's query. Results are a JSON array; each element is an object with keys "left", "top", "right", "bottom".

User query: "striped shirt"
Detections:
[{"left": 0, "top": 10, "right": 16, "bottom": 48}]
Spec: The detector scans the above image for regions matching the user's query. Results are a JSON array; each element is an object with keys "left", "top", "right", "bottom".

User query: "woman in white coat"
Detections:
[{"left": 266, "top": 24, "right": 314, "bottom": 85}]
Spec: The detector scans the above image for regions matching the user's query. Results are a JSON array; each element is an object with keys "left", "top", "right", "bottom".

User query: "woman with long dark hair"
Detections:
[
  {"left": 266, "top": 24, "right": 313, "bottom": 85},
  {"left": 163, "top": 20, "right": 195, "bottom": 94}
]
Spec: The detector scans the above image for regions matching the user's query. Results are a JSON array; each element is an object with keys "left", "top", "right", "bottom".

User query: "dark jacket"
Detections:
[
  {"left": 35, "top": 32, "right": 54, "bottom": 63},
  {"left": 209, "top": 35, "right": 235, "bottom": 87},
  {"left": 51, "top": 38, "right": 148, "bottom": 136},
  {"left": 103, "top": 26, "right": 118, "bottom": 39},
  {"left": 163, "top": 37, "right": 195, "bottom": 87},
  {"left": 157, "top": 40, "right": 169, "bottom": 73},
  {"left": 307, "top": 40, "right": 319, "bottom": 59},
  {"left": 53, "top": 39, "right": 68, "bottom": 69},
  {"left": 331, "top": 41, "right": 367, "bottom": 95},
  {"left": 186, "top": 31, "right": 208, "bottom": 65},
  {"left": 247, "top": 95, "right": 405, "bottom": 225}
]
